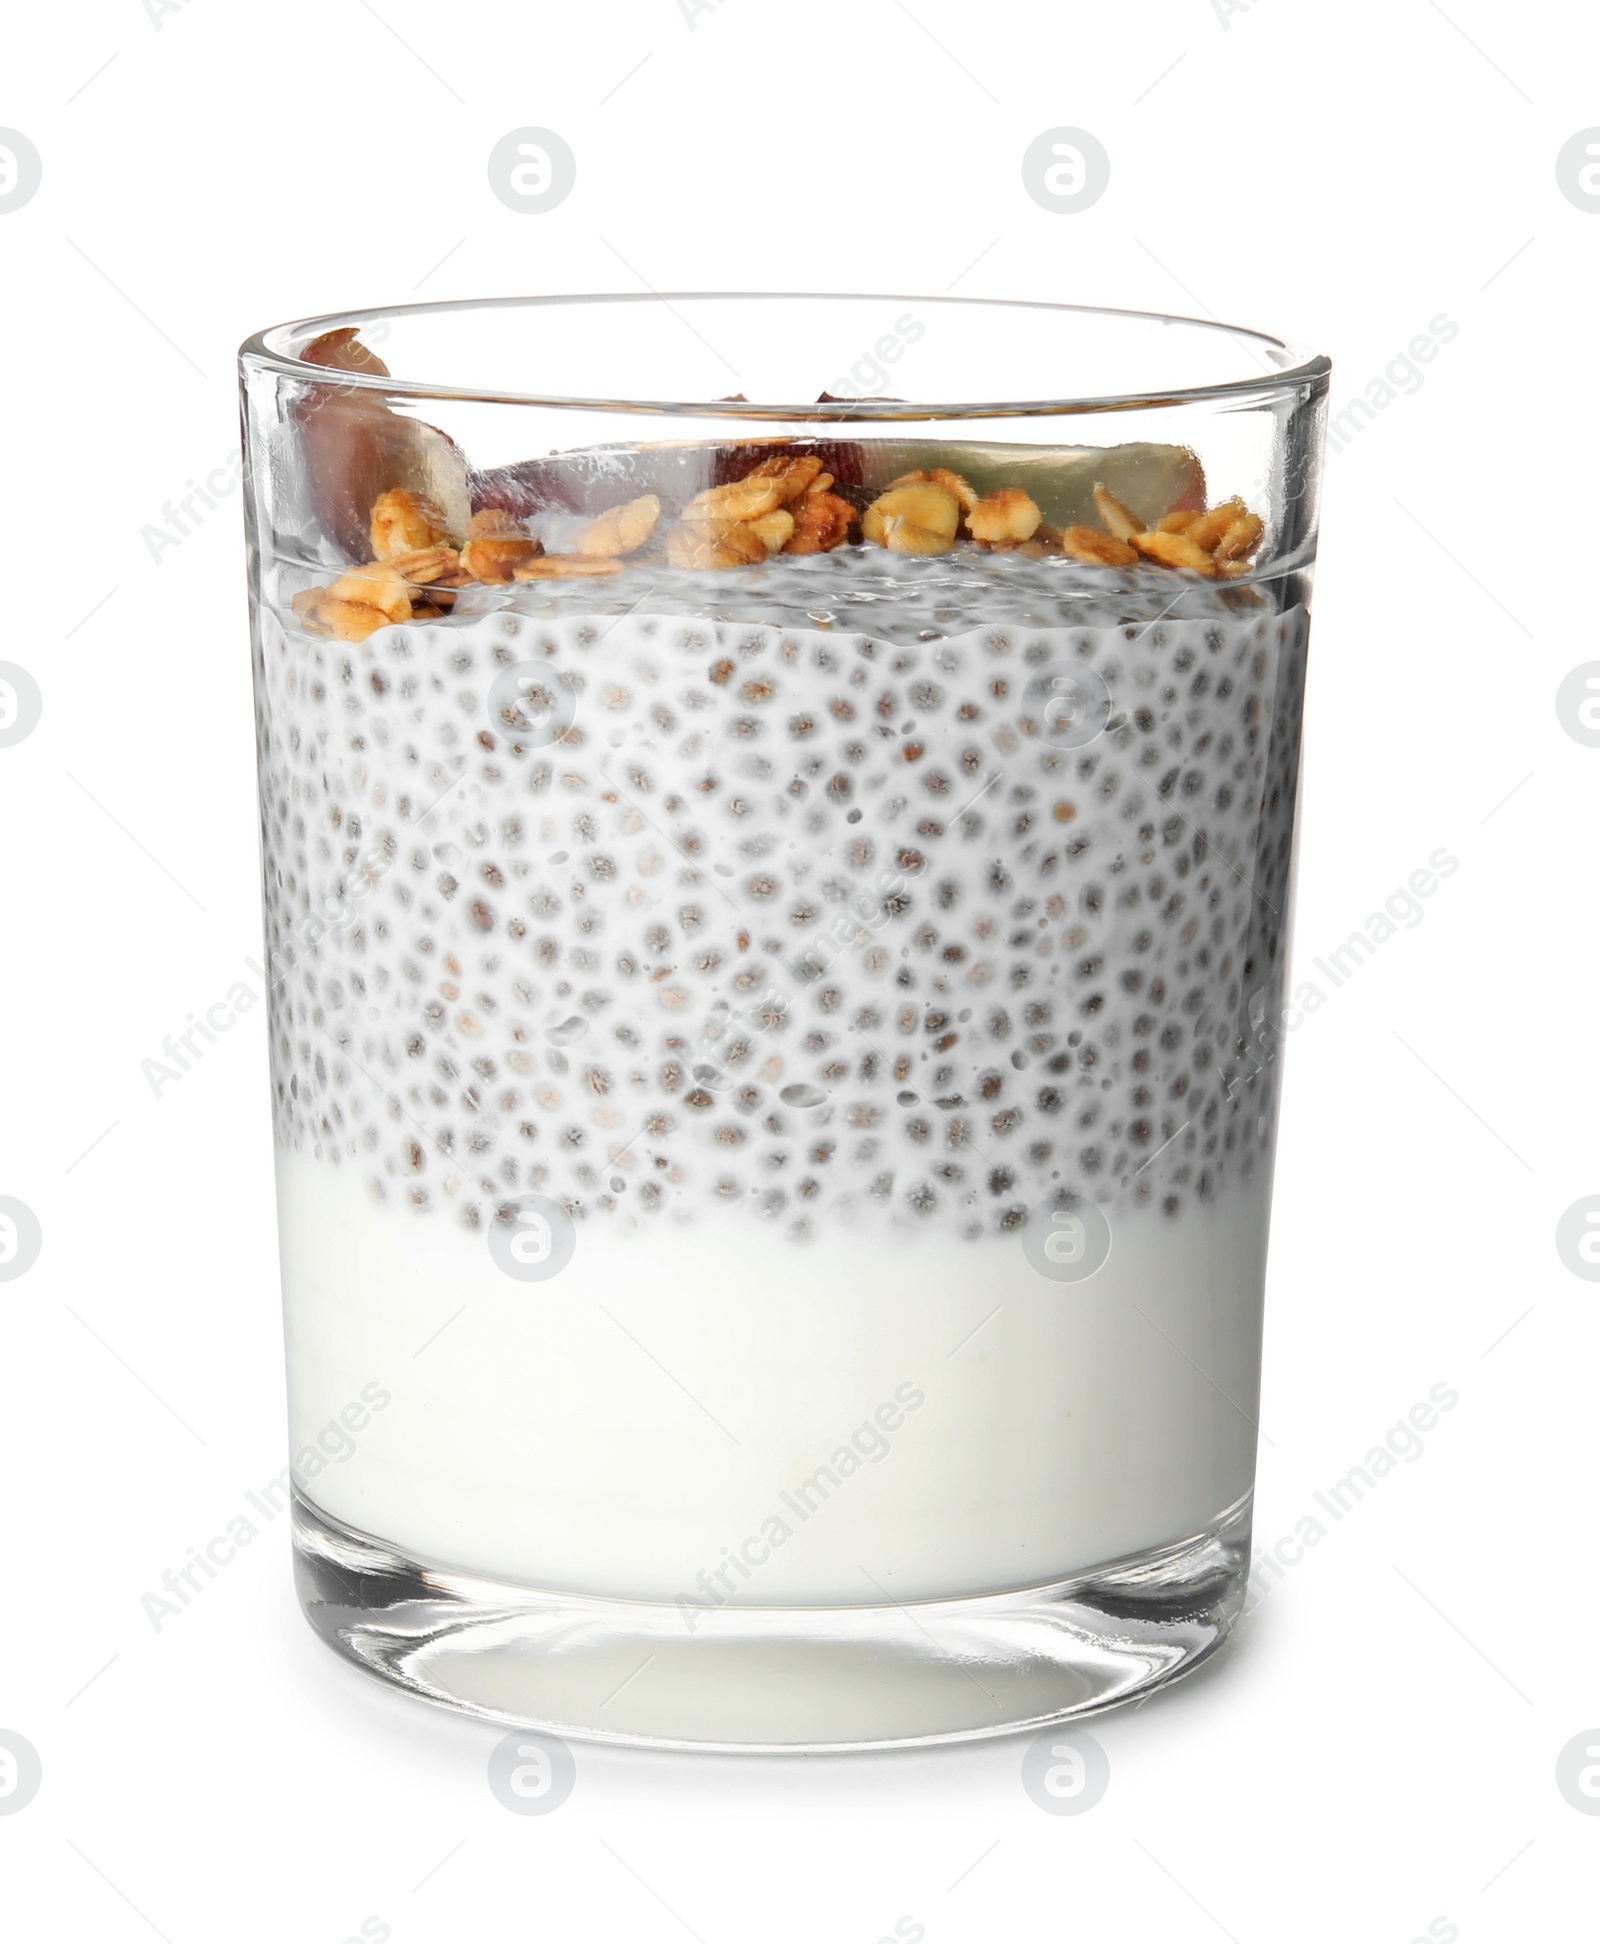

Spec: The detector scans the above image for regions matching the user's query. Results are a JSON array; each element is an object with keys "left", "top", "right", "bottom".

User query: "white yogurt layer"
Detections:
[{"left": 280, "top": 1150, "right": 1268, "bottom": 1605}]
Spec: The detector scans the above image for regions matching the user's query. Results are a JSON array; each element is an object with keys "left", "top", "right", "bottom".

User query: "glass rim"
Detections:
[{"left": 238, "top": 291, "right": 1331, "bottom": 423}]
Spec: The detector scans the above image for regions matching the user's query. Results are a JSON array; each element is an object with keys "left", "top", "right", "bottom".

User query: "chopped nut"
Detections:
[
  {"left": 879, "top": 522, "right": 955, "bottom": 556},
  {"left": 666, "top": 520, "right": 768, "bottom": 570},
  {"left": 783, "top": 489, "right": 855, "bottom": 554},
  {"left": 1185, "top": 498, "right": 1247, "bottom": 552},
  {"left": 296, "top": 557, "right": 415, "bottom": 638},
  {"left": 327, "top": 561, "right": 413, "bottom": 623},
  {"left": 291, "top": 587, "right": 329, "bottom": 631},
  {"left": 807, "top": 472, "right": 835, "bottom": 494},
  {"left": 1130, "top": 529, "right": 1217, "bottom": 575},
  {"left": 319, "top": 597, "right": 394, "bottom": 641},
  {"left": 460, "top": 508, "right": 540, "bottom": 581},
  {"left": 927, "top": 467, "right": 978, "bottom": 513},
  {"left": 1156, "top": 509, "right": 1200, "bottom": 534},
  {"left": 576, "top": 494, "right": 661, "bottom": 558},
  {"left": 863, "top": 482, "right": 962, "bottom": 554},
  {"left": 1214, "top": 510, "right": 1265, "bottom": 560},
  {"left": 371, "top": 488, "right": 453, "bottom": 561},
  {"left": 1061, "top": 525, "right": 1139, "bottom": 568},
  {"left": 389, "top": 545, "right": 461, "bottom": 587},
  {"left": 967, "top": 487, "right": 1042, "bottom": 546},
  {"left": 745, "top": 453, "right": 826, "bottom": 503},
  {"left": 1092, "top": 485, "right": 1145, "bottom": 540},
  {"left": 683, "top": 476, "right": 786, "bottom": 523},
  {"left": 889, "top": 466, "right": 977, "bottom": 514},
  {"left": 512, "top": 554, "right": 623, "bottom": 579},
  {"left": 1155, "top": 496, "right": 1266, "bottom": 570},
  {"left": 747, "top": 508, "right": 796, "bottom": 554}
]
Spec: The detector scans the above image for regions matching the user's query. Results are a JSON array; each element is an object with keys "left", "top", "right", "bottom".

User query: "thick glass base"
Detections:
[{"left": 293, "top": 1488, "right": 1252, "bottom": 1751}]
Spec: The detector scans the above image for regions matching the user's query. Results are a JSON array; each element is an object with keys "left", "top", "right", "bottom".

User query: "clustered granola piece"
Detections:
[
  {"left": 862, "top": 479, "right": 964, "bottom": 554},
  {"left": 574, "top": 493, "right": 661, "bottom": 559},
  {"left": 460, "top": 508, "right": 539, "bottom": 582},
  {"left": 663, "top": 453, "right": 857, "bottom": 567},
  {"left": 1061, "top": 485, "right": 1264, "bottom": 578},
  {"left": 293, "top": 488, "right": 476, "bottom": 640},
  {"left": 291, "top": 451, "right": 1268, "bottom": 641},
  {"left": 294, "top": 488, "right": 604, "bottom": 641},
  {"left": 861, "top": 466, "right": 1047, "bottom": 558},
  {"left": 370, "top": 486, "right": 453, "bottom": 559}
]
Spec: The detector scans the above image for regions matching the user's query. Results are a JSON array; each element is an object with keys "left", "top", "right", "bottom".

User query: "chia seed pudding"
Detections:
[{"left": 255, "top": 446, "right": 1306, "bottom": 1606}]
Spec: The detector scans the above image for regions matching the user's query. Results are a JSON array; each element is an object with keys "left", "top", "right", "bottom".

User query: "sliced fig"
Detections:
[
  {"left": 472, "top": 443, "right": 708, "bottom": 522},
  {"left": 712, "top": 437, "right": 867, "bottom": 496},
  {"left": 301, "top": 326, "right": 388, "bottom": 380},
  {"left": 294, "top": 328, "right": 469, "bottom": 561},
  {"left": 472, "top": 437, "right": 870, "bottom": 523}
]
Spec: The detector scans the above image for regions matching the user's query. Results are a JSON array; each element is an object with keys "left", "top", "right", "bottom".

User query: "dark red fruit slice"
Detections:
[
  {"left": 472, "top": 438, "right": 870, "bottom": 523},
  {"left": 712, "top": 438, "right": 868, "bottom": 494},
  {"left": 294, "top": 329, "right": 469, "bottom": 561}
]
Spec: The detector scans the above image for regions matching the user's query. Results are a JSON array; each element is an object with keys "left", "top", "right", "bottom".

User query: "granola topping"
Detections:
[
  {"left": 784, "top": 487, "right": 854, "bottom": 555},
  {"left": 575, "top": 493, "right": 660, "bottom": 558},
  {"left": 967, "top": 487, "right": 1043, "bottom": 547},
  {"left": 513, "top": 554, "right": 625, "bottom": 579},
  {"left": 1062, "top": 484, "right": 1266, "bottom": 580},
  {"left": 862, "top": 481, "right": 963, "bottom": 554},
  {"left": 290, "top": 442, "right": 1269, "bottom": 640},
  {"left": 460, "top": 508, "right": 541, "bottom": 583},
  {"left": 370, "top": 488, "right": 454, "bottom": 560},
  {"left": 666, "top": 520, "right": 769, "bottom": 571}
]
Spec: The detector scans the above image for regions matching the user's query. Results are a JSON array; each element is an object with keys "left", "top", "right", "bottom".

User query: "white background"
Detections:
[{"left": 1, "top": 2, "right": 1595, "bottom": 1939}]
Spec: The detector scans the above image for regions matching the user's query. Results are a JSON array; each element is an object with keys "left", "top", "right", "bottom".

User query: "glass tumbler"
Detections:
[{"left": 238, "top": 295, "right": 1328, "bottom": 1749}]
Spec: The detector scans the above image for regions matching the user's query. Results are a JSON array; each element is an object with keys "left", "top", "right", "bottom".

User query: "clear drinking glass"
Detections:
[{"left": 238, "top": 295, "right": 1328, "bottom": 1749}]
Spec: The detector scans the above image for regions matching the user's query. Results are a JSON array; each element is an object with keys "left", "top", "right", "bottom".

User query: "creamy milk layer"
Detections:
[
  {"left": 253, "top": 543, "right": 1306, "bottom": 1606},
  {"left": 280, "top": 1152, "right": 1267, "bottom": 1602}
]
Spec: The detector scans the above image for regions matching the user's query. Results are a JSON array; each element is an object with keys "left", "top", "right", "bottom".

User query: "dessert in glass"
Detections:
[{"left": 238, "top": 295, "right": 1328, "bottom": 1748}]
